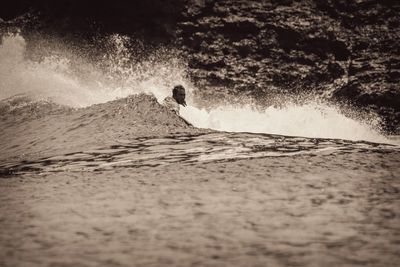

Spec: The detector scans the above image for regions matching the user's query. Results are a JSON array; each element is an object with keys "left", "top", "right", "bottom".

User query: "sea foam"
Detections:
[{"left": 0, "top": 33, "right": 392, "bottom": 143}]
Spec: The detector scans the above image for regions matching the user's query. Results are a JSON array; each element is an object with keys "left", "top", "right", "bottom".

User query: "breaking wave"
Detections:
[
  {"left": 181, "top": 103, "right": 387, "bottom": 142},
  {"left": 0, "top": 32, "right": 393, "bottom": 144}
]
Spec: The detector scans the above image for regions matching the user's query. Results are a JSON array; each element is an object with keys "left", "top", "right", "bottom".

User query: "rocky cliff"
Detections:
[{"left": 178, "top": 0, "right": 400, "bottom": 132}]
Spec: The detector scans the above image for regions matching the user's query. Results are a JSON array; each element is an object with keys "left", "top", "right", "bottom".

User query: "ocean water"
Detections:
[
  {"left": 1, "top": 32, "right": 400, "bottom": 267},
  {"left": 0, "top": 33, "right": 398, "bottom": 174}
]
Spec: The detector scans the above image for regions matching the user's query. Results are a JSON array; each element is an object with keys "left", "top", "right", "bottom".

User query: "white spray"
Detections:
[{"left": 0, "top": 33, "right": 392, "bottom": 143}]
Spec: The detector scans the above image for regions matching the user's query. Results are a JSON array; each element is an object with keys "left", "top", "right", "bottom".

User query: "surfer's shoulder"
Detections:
[{"left": 162, "top": 96, "right": 180, "bottom": 114}]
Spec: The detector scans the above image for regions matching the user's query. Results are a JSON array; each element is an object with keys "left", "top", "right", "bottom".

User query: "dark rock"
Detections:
[
  {"left": 328, "top": 62, "right": 345, "bottom": 79},
  {"left": 331, "top": 40, "right": 350, "bottom": 60},
  {"left": 189, "top": 54, "right": 226, "bottom": 70},
  {"left": 178, "top": 0, "right": 400, "bottom": 133},
  {"left": 275, "top": 26, "right": 302, "bottom": 51},
  {"left": 333, "top": 82, "right": 400, "bottom": 117},
  {"left": 1, "top": 0, "right": 187, "bottom": 44},
  {"left": 233, "top": 39, "right": 257, "bottom": 57}
]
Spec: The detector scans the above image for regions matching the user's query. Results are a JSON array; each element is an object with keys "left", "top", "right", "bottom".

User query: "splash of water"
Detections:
[
  {"left": 0, "top": 33, "right": 190, "bottom": 107},
  {"left": 0, "top": 33, "right": 392, "bottom": 143},
  {"left": 180, "top": 104, "right": 388, "bottom": 142}
]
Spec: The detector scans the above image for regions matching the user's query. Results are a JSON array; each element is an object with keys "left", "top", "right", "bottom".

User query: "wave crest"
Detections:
[{"left": 0, "top": 32, "right": 393, "bottom": 144}]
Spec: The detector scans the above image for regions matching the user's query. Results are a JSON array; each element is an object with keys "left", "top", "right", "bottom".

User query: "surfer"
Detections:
[
  {"left": 163, "top": 85, "right": 187, "bottom": 114},
  {"left": 163, "top": 85, "right": 192, "bottom": 126}
]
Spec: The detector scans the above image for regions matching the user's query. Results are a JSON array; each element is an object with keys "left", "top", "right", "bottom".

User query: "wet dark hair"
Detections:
[{"left": 172, "top": 85, "right": 185, "bottom": 96}]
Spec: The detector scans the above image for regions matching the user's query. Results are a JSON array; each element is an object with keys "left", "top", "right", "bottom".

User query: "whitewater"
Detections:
[{"left": 0, "top": 33, "right": 393, "bottom": 144}]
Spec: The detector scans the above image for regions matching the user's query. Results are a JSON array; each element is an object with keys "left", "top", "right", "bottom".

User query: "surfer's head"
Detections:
[{"left": 172, "top": 85, "right": 187, "bottom": 107}]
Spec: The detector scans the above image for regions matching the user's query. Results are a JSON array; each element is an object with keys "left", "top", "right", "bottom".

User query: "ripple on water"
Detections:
[{"left": 0, "top": 132, "right": 398, "bottom": 176}]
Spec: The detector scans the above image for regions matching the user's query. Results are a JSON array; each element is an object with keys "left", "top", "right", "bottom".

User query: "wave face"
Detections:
[{"left": 0, "top": 33, "right": 394, "bottom": 145}]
